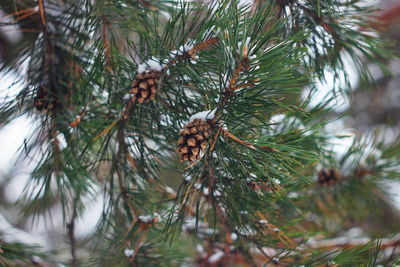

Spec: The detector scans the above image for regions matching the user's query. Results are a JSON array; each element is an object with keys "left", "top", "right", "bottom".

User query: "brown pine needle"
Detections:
[
  {"left": 38, "top": 0, "right": 47, "bottom": 26},
  {"left": 222, "top": 129, "right": 257, "bottom": 150},
  {"left": 93, "top": 120, "right": 118, "bottom": 141},
  {"left": 10, "top": 10, "right": 37, "bottom": 22},
  {"left": 3, "top": 8, "right": 36, "bottom": 18}
]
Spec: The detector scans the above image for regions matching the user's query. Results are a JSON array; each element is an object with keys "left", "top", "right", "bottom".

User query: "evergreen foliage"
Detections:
[{"left": 0, "top": 0, "right": 399, "bottom": 266}]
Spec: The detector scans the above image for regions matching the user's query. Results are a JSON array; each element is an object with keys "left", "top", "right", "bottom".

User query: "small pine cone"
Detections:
[
  {"left": 317, "top": 168, "right": 342, "bottom": 186},
  {"left": 177, "top": 119, "right": 214, "bottom": 162},
  {"left": 130, "top": 71, "right": 162, "bottom": 104},
  {"left": 33, "top": 86, "right": 59, "bottom": 112}
]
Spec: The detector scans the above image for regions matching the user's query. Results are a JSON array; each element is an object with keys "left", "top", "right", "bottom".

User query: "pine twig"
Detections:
[
  {"left": 214, "top": 53, "right": 250, "bottom": 121},
  {"left": 67, "top": 198, "right": 79, "bottom": 267},
  {"left": 115, "top": 166, "right": 138, "bottom": 220},
  {"left": 169, "top": 37, "right": 220, "bottom": 66}
]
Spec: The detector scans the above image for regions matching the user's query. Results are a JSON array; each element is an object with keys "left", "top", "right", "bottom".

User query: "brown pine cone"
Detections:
[
  {"left": 33, "top": 86, "right": 59, "bottom": 112},
  {"left": 177, "top": 119, "right": 214, "bottom": 162},
  {"left": 130, "top": 71, "right": 162, "bottom": 104},
  {"left": 317, "top": 168, "right": 342, "bottom": 186}
]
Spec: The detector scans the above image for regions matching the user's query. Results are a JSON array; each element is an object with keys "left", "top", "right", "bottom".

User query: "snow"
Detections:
[
  {"left": 213, "top": 189, "right": 222, "bottom": 197},
  {"left": 75, "top": 190, "right": 104, "bottom": 238},
  {"left": 138, "top": 213, "right": 160, "bottom": 223},
  {"left": 138, "top": 215, "right": 153, "bottom": 223},
  {"left": 170, "top": 40, "right": 195, "bottom": 58},
  {"left": 124, "top": 248, "right": 134, "bottom": 258},
  {"left": 137, "top": 57, "right": 164, "bottom": 74},
  {"left": 0, "top": 214, "right": 47, "bottom": 247},
  {"left": 164, "top": 185, "right": 176, "bottom": 195},
  {"left": 4, "top": 173, "right": 30, "bottom": 203},
  {"left": 123, "top": 93, "right": 132, "bottom": 100},
  {"left": 231, "top": 232, "right": 238, "bottom": 241},
  {"left": 239, "top": 0, "right": 253, "bottom": 6},
  {"left": 194, "top": 183, "right": 202, "bottom": 190},
  {"left": 56, "top": 132, "right": 67, "bottom": 149},
  {"left": 208, "top": 250, "right": 224, "bottom": 263},
  {"left": 182, "top": 217, "right": 206, "bottom": 232},
  {"left": 196, "top": 244, "right": 204, "bottom": 253},
  {"left": 203, "top": 188, "right": 209, "bottom": 196},
  {"left": 189, "top": 109, "right": 216, "bottom": 122},
  {"left": 288, "top": 192, "right": 300, "bottom": 198},
  {"left": 0, "top": 10, "right": 23, "bottom": 43},
  {"left": 249, "top": 247, "right": 277, "bottom": 257},
  {"left": 184, "top": 175, "right": 193, "bottom": 182},
  {"left": 235, "top": 225, "right": 257, "bottom": 236},
  {"left": 0, "top": 115, "right": 34, "bottom": 172},
  {"left": 31, "top": 256, "right": 43, "bottom": 264},
  {"left": 271, "top": 178, "right": 281, "bottom": 185}
]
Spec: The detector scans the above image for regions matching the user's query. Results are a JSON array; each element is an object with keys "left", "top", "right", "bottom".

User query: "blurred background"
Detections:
[{"left": 0, "top": 0, "right": 399, "bottom": 265}]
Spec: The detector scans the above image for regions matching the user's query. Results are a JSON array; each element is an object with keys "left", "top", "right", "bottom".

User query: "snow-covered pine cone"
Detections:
[
  {"left": 130, "top": 70, "right": 161, "bottom": 104},
  {"left": 317, "top": 168, "right": 342, "bottom": 186},
  {"left": 177, "top": 119, "right": 214, "bottom": 162}
]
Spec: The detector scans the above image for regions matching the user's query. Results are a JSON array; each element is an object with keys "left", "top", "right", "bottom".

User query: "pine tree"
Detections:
[{"left": 0, "top": 0, "right": 399, "bottom": 266}]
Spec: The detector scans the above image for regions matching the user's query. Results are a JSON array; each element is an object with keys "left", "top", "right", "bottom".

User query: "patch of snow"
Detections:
[
  {"left": 208, "top": 250, "right": 224, "bottom": 263},
  {"left": 123, "top": 93, "right": 132, "bottom": 100},
  {"left": 0, "top": 10, "right": 23, "bottom": 43},
  {"left": 189, "top": 109, "right": 216, "bottom": 122},
  {"left": 138, "top": 213, "right": 160, "bottom": 223},
  {"left": 124, "top": 248, "right": 134, "bottom": 258},
  {"left": 213, "top": 189, "right": 222, "bottom": 197},
  {"left": 4, "top": 173, "right": 29, "bottom": 203},
  {"left": 0, "top": 214, "right": 47, "bottom": 247},
  {"left": 271, "top": 178, "right": 281, "bottom": 185},
  {"left": 164, "top": 186, "right": 176, "bottom": 195},
  {"left": 56, "top": 132, "right": 67, "bottom": 149},
  {"left": 75, "top": 189, "right": 104, "bottom": 238},
  {"left": 184, "top": 175, "right": 193, "bottom": 182},
  {"left": 203, "top": 188, "right": 209, "bottom": 196},
  {"left": 288, "top": 192, "right": 300, "bottom": 198},
  {"left": 137, "top": 57, "right": 164, "bottom": 74},
  {"left": 170, "top": 39, "right": 195, "bottom": 58},
  {"left": 231, "top": 232, "right": 238, "bottom": 241},
  {"left": 182, "top": 217, "right": 206, "bottom": 232},
  {"left": 235, "top": 225, "right": 256, "bottom": 236},
  {"left": 31, "top": 256, "right": 43, "bottom": 264},
  {"left": 196, "top": 244, "right": 204, "bottom": 253}
]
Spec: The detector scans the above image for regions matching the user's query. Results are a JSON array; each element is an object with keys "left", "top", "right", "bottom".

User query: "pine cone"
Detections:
[
  {"left": 130, "top": 71, "right": 161, "bottom": 103},
  {"left": 33, "top": 86, "right": 59, "bottom": 112},
  {"left": 317, "top": 168, "right": 342, "bottom": 186},
  {"left": 177, "top": 119, "right": 214, "bottom": 162}
]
